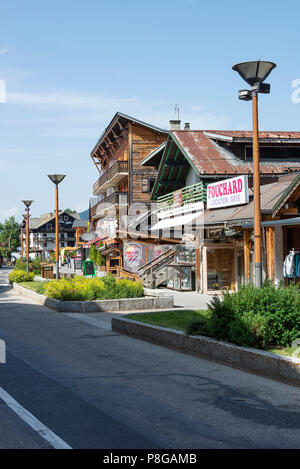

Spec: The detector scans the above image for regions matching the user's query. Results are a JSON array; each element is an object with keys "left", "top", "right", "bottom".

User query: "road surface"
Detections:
[{"left": 0, "top": 267, "right": 300, "bottom": 449}]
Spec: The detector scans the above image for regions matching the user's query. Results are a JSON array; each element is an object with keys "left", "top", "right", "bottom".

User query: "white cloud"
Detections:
[
  {"left": 3, "top": 89, "right": 231, "bottom": 137},
  {"left": 0, "top": 48, "right": 8, "bottom": 55},
  {"left": 0, "top": 206, "right": 19, "bottom": 221}
]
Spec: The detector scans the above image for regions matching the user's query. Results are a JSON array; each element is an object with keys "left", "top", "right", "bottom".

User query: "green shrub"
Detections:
[
  {"left": 35, "top": 283, "right": 45, "bottom": 294},
  {"left": 205, "top": 281, "right": 300, "bottom": 349},
  {"left": 185, "top": 316, "right": 211, "bottom": 337},
  {"left": 9, "top": 270, "right": 35, "bottom": 284},
  {"left": 207, "top": 293, "right": 235, "bottom": 341},
  {"left": 42, "top": 274, "right": 144, "bottom": 301},
  {"left": 15, "top": 258, "right": 27, "bottom": 271},
  {"left": 30, "top": 257, "right": 42, "bottom": 275}
]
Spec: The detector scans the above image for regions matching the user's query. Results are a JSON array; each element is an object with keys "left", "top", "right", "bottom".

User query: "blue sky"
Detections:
[{"left": 0, "top": 0, "right": 300, "bottom": 222}]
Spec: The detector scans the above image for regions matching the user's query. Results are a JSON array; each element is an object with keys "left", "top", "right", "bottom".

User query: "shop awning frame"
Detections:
[{"left": 240, "top": 217, "right": 300, "bottom": 229}]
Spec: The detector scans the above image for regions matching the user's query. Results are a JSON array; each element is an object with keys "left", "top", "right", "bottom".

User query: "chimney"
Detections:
[
  {"left": 184, "top": 123, "right": 190, "bottom": 131},
  {"left": 169, "top": 120, "right": 181, "bottom": 130}
]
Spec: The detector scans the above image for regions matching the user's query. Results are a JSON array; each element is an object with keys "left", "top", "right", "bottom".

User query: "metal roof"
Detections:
[
  {"left": 204, "top": 130, "right": 300, "bottom": 141},
  {"left": 72, "top": 219, "right": 90, "bottom": 228},
  {"left": 171, "top": 131, "right": 300, "bottom": 176}
]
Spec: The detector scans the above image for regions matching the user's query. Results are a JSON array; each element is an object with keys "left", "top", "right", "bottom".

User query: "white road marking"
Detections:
[
  {"left": 63, "top": 313, "right": 112, "bottom": 330},
  {"left": 0, "top": 386, "right": 72, "bottom": 449}
]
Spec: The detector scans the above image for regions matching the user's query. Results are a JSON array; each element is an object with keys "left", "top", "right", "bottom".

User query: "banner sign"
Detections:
[{"left": 207, "top": 175, "right": 249, "bottom": 209}]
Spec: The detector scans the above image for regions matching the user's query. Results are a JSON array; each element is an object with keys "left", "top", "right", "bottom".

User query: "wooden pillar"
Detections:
[
  {"left": 243, "top": 230, "right": 250, "bottom": 285},
  {"left": 266, "top": 226, "right": 275, "bottom": 281},
  {"left": 21, "top": 228, "right": 24, "bottom": 258},
  {"left": 195, "top": 232, "right": 201, "bottom": 292},
  {"left": 202, "top": 246, "right": 207, "bottom": 294}
]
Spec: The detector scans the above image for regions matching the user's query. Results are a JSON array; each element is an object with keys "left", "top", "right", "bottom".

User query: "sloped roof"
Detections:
[
  {"left": 171, "top": 131, "right": 300, "bottom": 176},
  {"left": 91, "top": 112, "right": 169, "bottom": 156},
  {"left": 204, "top": 130, "right": 300, "bottom": 141},
  {"left": 72, "top": 219, "right": 90, "bottom": 228},
  {"left": 29, "top": 210, "right": 79, "bottom": 230}
]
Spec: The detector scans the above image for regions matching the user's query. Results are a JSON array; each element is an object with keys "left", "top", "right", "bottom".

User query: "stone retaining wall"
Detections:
[
  {"left": 12, "top": 283, "right": 174, "bottom": 312},
  {"left": 112, "top": 316, "right": 300, "bottom": 387}
]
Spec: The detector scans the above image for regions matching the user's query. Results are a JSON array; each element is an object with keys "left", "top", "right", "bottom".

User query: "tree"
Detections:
[{"left": 0, "top": 217, "right": 20, "bottom": 257}]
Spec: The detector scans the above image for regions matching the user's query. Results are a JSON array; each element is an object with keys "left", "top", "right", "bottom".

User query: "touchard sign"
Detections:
[{"left": 207, "top": 175, "right": 249, "bottom": 209}]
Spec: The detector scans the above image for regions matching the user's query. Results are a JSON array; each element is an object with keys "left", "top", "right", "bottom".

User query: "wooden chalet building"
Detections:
[
  {"left": 89, "top": 112, "right": 169, "bottom": 274},
  {"left": 142, "top": 129, "right": 300, "bottom": 292},
  {"left": 22, "top": 210, "right": 79, "bottom": 259}
]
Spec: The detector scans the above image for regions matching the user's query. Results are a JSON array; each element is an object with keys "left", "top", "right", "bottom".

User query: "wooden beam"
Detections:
[
  {"left": 165, "top": 161, "right": 189, "bottom": 168},
  {"left": 266, "top": 226, "right": 275, "bottom": 281},
  {"left": 158, "top": 180, "right": 185, "bottom": 187},
  {"left": 243, "top": 230, "right": 250, "bottom": 285}
]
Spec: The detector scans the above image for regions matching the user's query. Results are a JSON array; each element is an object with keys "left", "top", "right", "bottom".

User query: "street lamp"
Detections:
[
  {"left": 22, "top": 200, "right": 33, "bottom": 273},
  {"left": 232, "top": 60, "right": 276, "bottom": 288},
  {"left": 48, "top": 174, "right": 66, "bottom": 279}
]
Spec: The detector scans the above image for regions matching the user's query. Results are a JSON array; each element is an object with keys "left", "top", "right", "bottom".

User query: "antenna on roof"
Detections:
[{"left": 174, "top": 104, "right": 180, "bottom": 120}]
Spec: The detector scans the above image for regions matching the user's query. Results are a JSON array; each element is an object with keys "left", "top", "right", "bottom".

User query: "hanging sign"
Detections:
[{"left": 207, "top": 175, "right": 249, "bottom": 209}]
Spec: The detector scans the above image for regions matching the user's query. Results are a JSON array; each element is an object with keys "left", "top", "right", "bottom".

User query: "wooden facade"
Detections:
[{"left": 90, "top": 113, "right": 169, "bottom": 272}]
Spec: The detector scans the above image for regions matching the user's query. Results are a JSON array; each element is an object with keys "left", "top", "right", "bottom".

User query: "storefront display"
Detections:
[
  {"left": 167, "top": 265, "right": 194, "bottom": 291},
  {"left": 206, "top": 247, "right": 235, "bottom": 290}
]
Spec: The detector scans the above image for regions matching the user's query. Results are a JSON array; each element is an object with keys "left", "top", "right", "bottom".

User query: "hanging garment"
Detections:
[
  {"left": 296, "top": 254, "right": 300, "bottom": 278},
  {"left": 283, "top": 251, "right": 296, "bottom": 278}
]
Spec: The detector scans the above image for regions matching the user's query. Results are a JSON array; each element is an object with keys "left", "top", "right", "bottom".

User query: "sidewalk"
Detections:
[{"left": 145, "top": 288, "right": 211, "bottom": 310}]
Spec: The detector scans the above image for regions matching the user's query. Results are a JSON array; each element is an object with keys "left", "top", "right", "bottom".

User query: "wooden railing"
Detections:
[
  {"left": 93, "top": 161, "right": 129, "bottom": 195},
  {"left": 90, "top": 192, "right": 128, "bottom": 218},
  {"left": 157, "top": 181, "right": 207, "bottom": 211}
]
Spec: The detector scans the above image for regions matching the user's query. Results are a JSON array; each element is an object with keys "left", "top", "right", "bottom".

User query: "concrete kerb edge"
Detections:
[
  {"left": 111, "top": 316, "right": 300, "bottom": 387},
  {"left": 12, "top": 283, "right": 174, "bottom": 313}
]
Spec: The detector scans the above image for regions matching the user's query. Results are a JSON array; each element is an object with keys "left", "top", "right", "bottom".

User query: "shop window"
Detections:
[
  {"left": 176, "top": 245, "right": 195, "bottom": 263},
  {"left": 207, "top": 248, "right": 235, "bottom": 290}
]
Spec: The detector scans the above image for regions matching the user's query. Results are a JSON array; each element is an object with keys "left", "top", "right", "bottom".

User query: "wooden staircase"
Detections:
[{"left": 138, "top": 248, "right": 175, "bottom": 288}]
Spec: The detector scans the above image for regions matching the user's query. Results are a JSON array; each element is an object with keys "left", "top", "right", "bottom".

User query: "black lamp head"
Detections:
[{"left": 232, "top": 60, "right": 276, "bottom": 86}]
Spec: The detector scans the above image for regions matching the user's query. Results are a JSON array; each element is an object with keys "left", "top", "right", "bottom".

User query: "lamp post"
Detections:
[
  {"left": 232, "top": 60, "right": 276, "bottom": 288},
  {"left": 48, "top": 175, "right": 66, "bottom": 279},
  {"left": 21, "top": 214, "right": 27, "bottom": 259},
  {"left": 22, "top": 201, "right": 33, "bottom": 274}
]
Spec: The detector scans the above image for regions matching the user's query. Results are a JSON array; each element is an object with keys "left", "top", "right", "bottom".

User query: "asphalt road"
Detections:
[{"left": 0, "top": 267, "right": 300, "bottom": 449}]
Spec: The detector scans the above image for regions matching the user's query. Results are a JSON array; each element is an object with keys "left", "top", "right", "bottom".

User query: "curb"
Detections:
[
  {"left": 111, "top": 316, "right": 300, "bottom": 387},
  {"left": 12, "top": 283, "right": 174, "bottom": 312}
]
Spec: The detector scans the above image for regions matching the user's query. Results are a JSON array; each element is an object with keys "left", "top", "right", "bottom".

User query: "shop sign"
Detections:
[
  {"left": 173, "top": 190, "right": 183, "bottom": 208},
  {"left": 81, "top": 232, "right": 97, "bottom": 241},
  {"left": 83, "top": 260, "right": 95, "bottom": 277},
  {"left": 207, "top": 175, "right": 249, "bottom": 209}
]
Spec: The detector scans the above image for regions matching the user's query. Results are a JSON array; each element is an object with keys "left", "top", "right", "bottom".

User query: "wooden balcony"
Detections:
[
  {"left": 93, "top": 161, "right": 129, "bottom": 195},
  {"left": 90, "top": 192, "right": 128, "bottom": 219},
  {"left": 157, "top": 181, "right": 207, "bottom": 212}
]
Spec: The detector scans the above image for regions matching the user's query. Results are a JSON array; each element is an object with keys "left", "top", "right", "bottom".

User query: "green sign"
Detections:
[{"left": 83, "top": 260, "right": 95, "bottom": 277}]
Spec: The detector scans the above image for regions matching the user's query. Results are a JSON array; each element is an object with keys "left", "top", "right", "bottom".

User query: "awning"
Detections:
[
  {"left": 86, "top": 236, "right": 107, "bottom": 246},
  {"left": 151, "top": 211, "right": 203, "bottom": 230},
  {"left": 240, "top": 216, "right": 300, "bottom": 229},
  {"left": 61, "top": 246, "right": 80, "bottom": 262}
]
